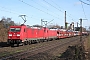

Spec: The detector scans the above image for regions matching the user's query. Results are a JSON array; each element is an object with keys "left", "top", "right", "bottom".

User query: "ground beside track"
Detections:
[
  {"left": 22, "top": 36, "right": 86, "bottom": 60},
  {"left": 86, "top": 35, "right": 90, "bottom": 59},
  {"left": 0, "top": 36, "right": 87, "bottom": 60},
  {"left": 54, "top": 35, "right": 90, "bottom": 60}
]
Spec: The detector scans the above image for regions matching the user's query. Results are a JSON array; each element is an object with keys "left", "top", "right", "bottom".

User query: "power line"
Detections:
[
  {"left": 0, "top": 5, "right": 21, "bottom": 15},
  {"left": 50, "top": 0, "right": 65, "bottom": 12},
  {"left": 0, "top": 8, "right": 39, "bottom": 21},
  {"left": 0, "top": 8, "right": 18, "bottom": 15},
  {"left": 80, "top": 1, "right": 87, "bottom": 18},
  {"left": 0, "top": 5, "right": 26, "bottom": 15},
  {"left": 79, "top": 0, "right": 89, "bottom": 28},
  {"left": 18, "top": 0, "right": 61, "bottom": 20},
  {"left": 87, "top": 0, "right": 90, "bottom": 2},
  {"left": 19, "top": 0, "right": 77, "bottom": 23},
  {"left": 43, "top": 0, "right": 76, "bottom": 22},
  {"left": 0, "top": 5, "right": 40, "bottom": 20},
  {"left": 79, "top": 0, "right": 90, "bottom": 5},
  {"left": 31, "top": 0, "right": 60, "bottom": 17},
  {"left": 43, "top": 0, "right": 63, "bottom": 13}
]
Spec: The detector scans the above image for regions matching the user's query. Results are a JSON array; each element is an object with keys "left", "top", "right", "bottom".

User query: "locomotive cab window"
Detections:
[
  {"left": 16, "top": 28, "right": 21, "bottom": 32},
  {"left": 10, "top": 28, "right": 20, "bottom": 32}
]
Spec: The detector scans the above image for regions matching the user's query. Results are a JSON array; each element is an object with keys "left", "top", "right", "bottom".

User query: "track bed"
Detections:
[{"left": 0, "top": 36, "right": 86, "bottom": 60}]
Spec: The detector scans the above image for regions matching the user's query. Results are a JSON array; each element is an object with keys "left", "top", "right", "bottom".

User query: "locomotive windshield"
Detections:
[{"left": 10, "top": 28, "right": 21, "bottom": 32}]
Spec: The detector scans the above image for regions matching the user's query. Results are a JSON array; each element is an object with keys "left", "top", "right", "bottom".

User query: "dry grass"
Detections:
[{"left": 0, "top": 23, "right": 8, "bottom": 42}]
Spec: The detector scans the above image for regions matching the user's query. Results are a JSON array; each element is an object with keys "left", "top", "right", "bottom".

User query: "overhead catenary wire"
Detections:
[
  {"left": 79, "top": 0, "right": 90, "bottom": 5},
  {"left": 50, "top": 0, "right": 65, "bottom": 12},
  {"left": 0, "top": 6, "right": 22, "bottom": 15},
  {"left": 87, "top": 0, "right": 90, "bottom": 2},
  {"left": 1, "top": 0, "right": 89, "bottom": 27},
  {"left": 80, "top": 1, "right": 87, "bottom": 19},
  {"left": 0, "top": 9, "right": 39, "bottom": 23},
  {"left": 79, "top": 0, "right": 88, "bottom": 28},
  {"left": 53, "top": 0, "right": 78, "bottom": 22},
  {"left": 1, "top": 0, "right": 76, "bottom": 24},
  {"left": 31, "top": 0, "right": 60, "bottom": 17},
  {"left": 43, "top": 0, "right": 63, "bottom": 13},
  {"left": 0, "top": 5, "right": 40, "bottom": 20},
  {"left": 43, "top": 0, "right": 76, "bottom": 23},
  {"left": 18, "top": 0, "right": 61, "bottom": 20},
  {"left": 0, "top": 7, "right": 19, "bottom": 15}
]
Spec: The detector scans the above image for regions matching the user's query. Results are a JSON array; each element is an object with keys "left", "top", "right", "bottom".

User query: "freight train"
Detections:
[{"left": 7, "top": 24, "right": 87, "bottom": 46}]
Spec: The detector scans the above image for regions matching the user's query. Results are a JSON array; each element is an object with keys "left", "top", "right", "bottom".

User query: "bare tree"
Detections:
[{"left": 0, "top": 17, "right": 16, "bottom": 28}]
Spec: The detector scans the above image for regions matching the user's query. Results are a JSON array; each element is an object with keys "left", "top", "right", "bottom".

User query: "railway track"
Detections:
[{"left": 0, "top": 36, "right": 86, "bottom": 60}]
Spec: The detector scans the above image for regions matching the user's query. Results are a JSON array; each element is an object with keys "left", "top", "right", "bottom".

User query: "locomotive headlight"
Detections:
[
  {"left": 9, "top": 34, "right": 12, "bottom": 36},
  {"left": 17, "top": 34, "right": 20, "bottom": 36}
]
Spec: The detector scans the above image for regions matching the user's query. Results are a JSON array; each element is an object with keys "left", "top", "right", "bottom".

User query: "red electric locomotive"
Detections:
[
  {"left": 7, "top": 24, "right": 58, "bottom": 46},
  {"left": 7, "top": 24, "right": 27, "bottom": 46},
  {"left": 7, "top": 23, "right": 83, "bottom": 46}
]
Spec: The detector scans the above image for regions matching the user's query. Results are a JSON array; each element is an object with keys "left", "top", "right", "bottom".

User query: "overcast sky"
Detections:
[{"left": 0, "top": 0, "right": 90, "bottom": 28}]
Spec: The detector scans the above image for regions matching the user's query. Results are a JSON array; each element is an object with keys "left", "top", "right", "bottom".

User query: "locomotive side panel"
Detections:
[{"left": 49, "top": 29, "right": 57, "bottom": 39}]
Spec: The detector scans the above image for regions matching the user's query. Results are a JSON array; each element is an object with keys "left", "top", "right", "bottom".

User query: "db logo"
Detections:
[{"left": 13, "top": 35, "right": 16, "bottom": 36}]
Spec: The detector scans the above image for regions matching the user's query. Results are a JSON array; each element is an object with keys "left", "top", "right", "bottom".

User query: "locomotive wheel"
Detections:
[
  {"left": 28, "top": 40, "right": 31, "bottom": 45},
  {"left": 24, "top": 41, "right": 28, "bottom": 45}
]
